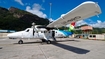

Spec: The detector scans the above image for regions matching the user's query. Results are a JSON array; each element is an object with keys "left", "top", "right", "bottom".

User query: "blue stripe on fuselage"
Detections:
[{"left": 59, "top": 30, "right": 73, "bottom": 36}]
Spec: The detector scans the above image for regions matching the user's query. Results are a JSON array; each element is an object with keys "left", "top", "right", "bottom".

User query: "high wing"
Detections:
[{"left": 47, "top": 1, "right": 101, "bottom": 28}]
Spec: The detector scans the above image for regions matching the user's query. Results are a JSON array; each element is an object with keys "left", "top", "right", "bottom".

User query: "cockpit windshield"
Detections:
[{"left": 25, "top": 29, "right": 30, "bottom": 32}]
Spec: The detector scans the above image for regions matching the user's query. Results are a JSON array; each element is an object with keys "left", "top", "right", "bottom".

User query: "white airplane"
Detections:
[{"left": 7, "top": 1, "right": 101, "bottom": 44}]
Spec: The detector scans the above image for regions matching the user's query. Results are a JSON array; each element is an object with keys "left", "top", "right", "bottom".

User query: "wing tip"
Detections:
[{"left": 82, "top": 1, "right": 96, "bottom": 4}]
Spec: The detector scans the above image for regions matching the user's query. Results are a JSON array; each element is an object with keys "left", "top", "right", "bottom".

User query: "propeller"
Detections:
[
  {"left": 32, "top": 22, "right": 35, "bottom": 36},
  {"left": 33, "top": 29, "right": 35, "bottom": 36}
]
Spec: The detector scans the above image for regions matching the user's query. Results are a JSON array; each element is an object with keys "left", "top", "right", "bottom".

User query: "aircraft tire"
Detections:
[
  {"left": 41, "top": 39, "right": 46, "bottom": 42},
  {"left": 18, "top": 40, "right": 23, "bottom": 44},
  {"left": 47, "top": 40, "right": 51, "bottom": 44}
]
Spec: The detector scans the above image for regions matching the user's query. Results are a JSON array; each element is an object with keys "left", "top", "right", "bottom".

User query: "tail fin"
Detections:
[{"left": 68, "top": 22, "right": 75, "bottom": 31}]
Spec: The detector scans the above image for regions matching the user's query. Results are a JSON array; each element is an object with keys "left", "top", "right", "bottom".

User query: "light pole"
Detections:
[{"left": 49, "top": 3, "right": 52, "bottom": 19}]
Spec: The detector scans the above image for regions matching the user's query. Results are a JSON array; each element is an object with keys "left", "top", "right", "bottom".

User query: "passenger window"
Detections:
[
  {"left": 90, "top": 35, "right": 92, "bottom": 37},
  {"left": 36, "top": 31, "right": 38, "bottom": 33},
  {"left": 93, "top": 35, "right": 96, "bottom": 37},
  {"left": 41, "top": 31, "right": 43, "bottom": 33},
  {"left": 44, "top": 31, "right": 47, "bottom": 33}
]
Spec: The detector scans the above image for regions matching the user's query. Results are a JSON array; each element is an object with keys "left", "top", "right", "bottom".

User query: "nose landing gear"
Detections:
[
  {"left": 18, "top": 40, "right": 23, "bottom": 44},
  {"left": 46, "top": 40, "right": 51, "bottom": 44}
]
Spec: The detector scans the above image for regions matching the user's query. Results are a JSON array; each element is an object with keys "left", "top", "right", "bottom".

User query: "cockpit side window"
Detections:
[{"left": 26, "top": 29, "right": 29, "bottom": 32}]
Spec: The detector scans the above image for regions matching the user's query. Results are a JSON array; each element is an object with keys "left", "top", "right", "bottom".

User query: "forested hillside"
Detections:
[{"left": 0, "top": 7, "right": 49, "bottom": 31}]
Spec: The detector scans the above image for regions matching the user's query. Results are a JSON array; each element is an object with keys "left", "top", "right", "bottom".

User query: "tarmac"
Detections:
[{"left": 0, "top": 38, "right": 105, "bottom": 59}]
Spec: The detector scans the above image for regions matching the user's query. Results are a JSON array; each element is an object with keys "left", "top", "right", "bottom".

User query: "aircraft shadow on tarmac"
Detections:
[
  {"left": 0, "top": 47, "right": 2, "bottom": 49},
  {"left": 13, "top": 40, "right": 89, "bottom": 54},
  {"left": 52, "top": 43, "right": 90, "bottom": 54},
  {"left": 55, "top": 39, "right": 80, "bottom": 42}
]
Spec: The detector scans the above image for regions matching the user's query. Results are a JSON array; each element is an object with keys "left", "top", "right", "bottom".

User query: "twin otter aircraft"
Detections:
[{"left": 7, "top": 1, "right": 101, "bottom": 44}]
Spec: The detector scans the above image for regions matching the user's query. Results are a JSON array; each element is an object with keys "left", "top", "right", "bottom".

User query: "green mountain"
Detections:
[{"left": 0, "top": 7, "right": 49, "bottom": 31}]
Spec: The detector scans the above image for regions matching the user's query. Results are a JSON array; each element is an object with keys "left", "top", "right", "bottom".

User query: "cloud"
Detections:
[
  {"left": 75, "top": 20, "right": 87, "bottom": 26},
  {"left": 26, "top": 3, "right": 47, "bottom": 18},
  {"left": 75, "top": 19, "right": 105, "bottom": 28},
  {"left": 49, "top": 18, "right": 55, "bottom": 22},
  {"left": 14, "top": 0, "right": 24, "bottom": 6},
  {"left": 97, "top": 20, "right": 102, "bottom": 23},
  {"left": 65, "top": 20, "right": 86, "bottom": 27},
  {"left": 89, "top": 20, "right": 105, "bottom": 28},
  {"left": 61, "top": 14, "right": 66, "bottom": 17}
]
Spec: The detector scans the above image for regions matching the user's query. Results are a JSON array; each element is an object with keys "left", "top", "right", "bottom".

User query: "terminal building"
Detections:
[
  {"left": 74, "top": 26, "right": 105, "bottom": 40},
  {"left": 80, "top": 26, "right": 93, "bottom": 34}
]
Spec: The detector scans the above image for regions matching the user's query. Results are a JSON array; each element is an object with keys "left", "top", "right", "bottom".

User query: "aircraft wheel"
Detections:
[
  {"left": 18, "top": 40, "right": 23, "bottom": 44},
  {"left": 47, "top": 40, "right": 51, "bottom": 44},
  {"left": 41, "top": 39, "right": 46, "bottom": 42}
]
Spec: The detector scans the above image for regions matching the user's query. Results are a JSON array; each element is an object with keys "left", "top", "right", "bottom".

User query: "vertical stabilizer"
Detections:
[{"left": 68, "top": 22, "right": 75, "bottom": 31}]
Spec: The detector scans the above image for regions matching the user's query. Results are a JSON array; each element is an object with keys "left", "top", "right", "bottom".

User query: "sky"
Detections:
[{"left": 0, "top": 0, "right": 105, "bottom": 28}]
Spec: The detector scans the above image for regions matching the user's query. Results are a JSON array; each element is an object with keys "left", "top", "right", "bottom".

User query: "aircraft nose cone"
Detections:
[
  {"left": 7, "top": 34, "right": 10, "bottom": 37},
  {"left": 7, "top": 32, "right": 23, "bottom": 39},
  {"left": 7, "top": 33, "right": 14, "bottom": 38},
  {"left": 7, "top": 33, "right": 18, "bottom": 39}
]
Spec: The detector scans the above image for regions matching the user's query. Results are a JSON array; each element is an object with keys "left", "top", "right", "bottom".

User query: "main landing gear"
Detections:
[
  {"left": 47, "top": 40, "right": 51, "bottom": 44},
  {"left": 41, "top": 39, "right": 51, "bottom": 44},
  {"left": 18, "top": 40, "right": 23, "bottom": 44}
]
